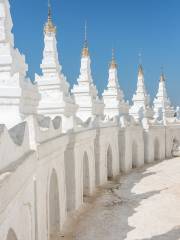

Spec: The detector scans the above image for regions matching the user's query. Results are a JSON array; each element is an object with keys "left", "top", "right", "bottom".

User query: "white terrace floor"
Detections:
[{"left": 62, "top": 157, "right": 180, "bottom": 240}]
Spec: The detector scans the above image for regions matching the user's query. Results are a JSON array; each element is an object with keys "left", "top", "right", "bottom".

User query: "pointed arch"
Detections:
[
  {"left": 132, "top": 141, "right": 138, "bottom": 168},
  {"left": 48, "top": 168, "right": 60, "bottom": 240},
  {"left": 107, "top": 144, "right": 113, "bottom": 180},
  {"left": 64, "top": 147, "right": 77, "bottom": 213},
  {"left": 6, "top": 229, "right": 18, "bottom": 240},
  {"left": 154, "top": 138, "right": 160, "bottom": 161},
  {"left": 83, "top": 151, "right": 90, "bottom": 200}
]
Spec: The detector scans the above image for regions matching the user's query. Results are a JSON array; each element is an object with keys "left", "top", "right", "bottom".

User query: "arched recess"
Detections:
[
  {"left": 6, "top": 229, "right": 18, "bottom": 240},
  {"left": 154, "top": 138, "right": 160, "bottom": 161},
  {"left": 83, "top": 151, "right": 90, "bottom": 200},
  {"left": 64, "top": 148, "right": 76, "bottom": 213},
  {"left": 49, "top": 169, "right": 60, "bottom": 240},
  {"left": 107, "top": 145, "right": 113, "bottom": 180},
  {"left": 132, "top": 141, "right": 138, "bottom": 168}
]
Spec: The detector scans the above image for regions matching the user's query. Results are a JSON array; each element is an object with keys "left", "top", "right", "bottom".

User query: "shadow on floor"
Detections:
[
  {"left": 101, "top": 167, "right": 163, "bottom": 240},
  {"left": 62, "top": 160, "right": 173, "bottom": 240},
  {"left": 142, "top": 226, "right": 180, "bottom": 240}
]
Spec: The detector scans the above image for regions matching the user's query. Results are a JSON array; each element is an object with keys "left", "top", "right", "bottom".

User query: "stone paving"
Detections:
[{"left": 62, "top": 158, "right": 180, "bottom": 240}]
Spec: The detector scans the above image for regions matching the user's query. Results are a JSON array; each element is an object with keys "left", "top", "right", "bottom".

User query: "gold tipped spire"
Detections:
[
  {"left": 138, "top": 64, "right": 144, "bottom": 76},
  {"left": 82, "top": 21, "right": 89, "bottom": 57},
  {"left": 160, "top": 66, "right": 165, "bottom": 82},
  {"left": 138, "top": 52, "right": 144, "bottom": 76},
  {"left": 44, "top": 0, "right": 56, "bottom": 34},
  {"left": 109, "top": 48, "right": 118, "bottom": 69}
]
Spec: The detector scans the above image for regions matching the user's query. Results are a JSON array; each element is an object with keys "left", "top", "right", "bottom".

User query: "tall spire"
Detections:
[
  {"left": 82, "top": 21, "right": 89, "bottom": 57},
  {"left": 138, "top": 52, "right": 144, "bottom": 77},
  {"left": 109, "top": 48, "right": 117, "bottom": 69},
  {"left": 44, "top": 0, "right": 56, "bottom": 34},
  {"left": 0, "top": 0, "right": 39, "bottom": 128},
  {"left": 153, "top": 69, "right": 174, "bottom": 120},
  {"left": 72, "top": 22, "right": 104, "bottom": 121},
  {"left": 37, "top": 0, "right": 77, "bottom": 121},
  {"left": 103, "top": 49, "right": 129, "bottom": 118},
  {"left": 84, "top": 20, "right": 88, "bottom": 47},
  {"left": 160, "top": 66, "right": 165, "bottom": 82},
  {"left": 48, "top": 0, "right": 52, "bottom": 21},
  {"left": 138, "top": 64, "right": 144, "bottom": 78},
  {"left": 129, "top": 56, "right": 153, "bottom": 121}
]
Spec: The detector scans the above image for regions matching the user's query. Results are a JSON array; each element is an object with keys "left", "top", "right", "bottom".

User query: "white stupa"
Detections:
[
  {"left": 71, "top": 24, "right": 104, "bottom": 121},
  {"left": 129, "top": 64, "right": 153, "bottom": 121},
  {"left": 103, "top": 49, "right": 129, "bottom": 118},
  {"left": 0, "top": 0, "right": 39, "bottom": 128},
  {"left": 36, "top": 2, "right": 76, "bottom": 119},
  {"left": 153, "top": 71, "right": 174, "bottom": 120}
]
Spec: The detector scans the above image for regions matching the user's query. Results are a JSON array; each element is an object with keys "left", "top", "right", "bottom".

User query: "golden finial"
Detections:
[
  {"left": 44, "top": 0, "right": 56, "bottom": 34},
  {"left": 109, "top": 48, "right": 118, "bottom": 69},
  {"left": 138, "top": 52, "right": 144, "bottom": 76},
  {"left": 138, "top": 64, "right": 144, "bottom": 76},
  {"left": 160, "top": 66, "right": 165, "bottom": 82},
  {"left": 82, "top": 21, "right": 89, "bottom": 57}
]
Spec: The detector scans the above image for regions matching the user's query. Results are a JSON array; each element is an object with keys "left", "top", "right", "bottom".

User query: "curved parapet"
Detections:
[
  {"left": 26, "top": 115, "right": 62, "bottom": 149},
  {"left": 0, "top": 114, "right": 63, "bottom": 172},
  {"left": 35, "top": 115, "right": 62, "bottom": 143},
  {"left": 165, "top": 123, "right": 180, "bottom": 158},
  {"left": 0, "top": 122, "right": 31, "bottom": 172}
]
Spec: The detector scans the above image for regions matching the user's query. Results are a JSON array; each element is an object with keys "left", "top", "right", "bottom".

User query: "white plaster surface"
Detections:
[
  {"left": 103, "top": 62, "right": 129, "bottom": 118},
  {"left": 153, "top": 74, "right": 174, "bottom": 120},
  {"left": 129, "top": 65, "right": 153, "bottom": 121},
  {"left": 62, "top": 158, "right": 180, "bottom": 240},
  {"left": 71, "top": 47, "right": 104, "bottom": 121},
  {"left": 1, "top": 1, "right": 180, "bottom": 239}
]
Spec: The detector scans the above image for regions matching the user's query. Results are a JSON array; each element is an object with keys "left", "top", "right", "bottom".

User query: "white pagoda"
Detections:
[
  {"left": 0, "top": 0, "right": 39, "bottom": 128},
  {"left": 36, "top": 2, "right": 76, "bottom": 119},
  {"left": 153, "top": 72, "right": 174, "bottom": 120},
  {"left": 103, "top": 50, "right": 129, "bottom": 118},
  {"left": 71, "top": 24, "right": 104, "bottom": 122},
  {"left": 129, "top": 64, "right": 153, "bottom": 121}
]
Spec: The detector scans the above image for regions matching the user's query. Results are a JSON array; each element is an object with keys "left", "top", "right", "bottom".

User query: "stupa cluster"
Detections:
[
  {"left": 0, "top": 0, "right": 178, "bottom": 129},
  {"left": 0, "top": 1, "right": 180, "bottom": 240}
]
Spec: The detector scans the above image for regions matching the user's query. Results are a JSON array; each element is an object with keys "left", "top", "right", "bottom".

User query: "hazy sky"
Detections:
[{"left": 11, "top": 0, "right": 180, "bottom": 105}]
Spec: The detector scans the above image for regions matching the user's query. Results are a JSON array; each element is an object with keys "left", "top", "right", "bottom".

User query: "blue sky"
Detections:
[{"left": 11, "top": 0, "right": 180, "bottom": 105}]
